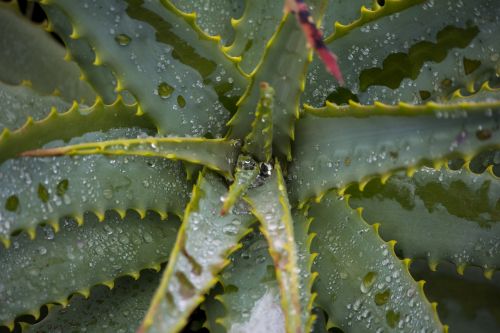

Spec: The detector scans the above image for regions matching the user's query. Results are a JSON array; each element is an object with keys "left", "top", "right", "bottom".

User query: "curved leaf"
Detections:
[
  {"left": 0, "top": 128, "right": 191, "bottom": 244},
  {"left": 347, "top": 166, "right": 500, "bottom": 275},
  {"left": 242, "top": 82, "right": 274, "bottom": 162},
  {"left": 0, "top": 211, "right": 179, "bottom": 328},
  {"left": 411, "top": 260, "right": 500, "bottom": 333},
  {"left": 245, "top": 163, "right": 305, "bottom": 333},
  {"left": 325, "top": 0, "right": 425, "bottom": 43},
  {"left": 43, "top": 0, "right": 246, "bottom": 136},
  {"left": 0, "top": 81, "right": 70, "bottom": 132},
  {"left": 170, "top": 0, "right": 244, "bottom": 43},
  {"left": 216, "top": 230, "right": 283, "bottom": 333},
  {"left": 221, "top": 155, "right": 260, "bottom": 216},
  {"left": 138, "top": 171, "right": 254, "bottom": 333},
  {"left": 211, "top": 212, "right": 333, "bottom": 333},
  {"left": 229, "top": 0, "right": 325, "bottom": 159},
  {"left": 309, "top": 192, "right": 445, "bottom": 332},
  {"left": 224, "top": 0, "right": 284, "bottom": 74},
  {"left": 22, "top": 137, "right": 240, "bottom": 178},
  {"left": 0, "top": 3, "right": 94, "bottom": 103},
  {"left": 303, "top": 0, "right": 500, "bottom": 107},
  {"left": 321, "top": 0, "right": 373, "bottom": 36},
  {"left": 288, "top": 91, "right": 500, "bottom": 204},
  {"left": 43, "top": 4, "right": 119, "bottom": 104},
  {"left": 0, "top": 98, "right": 153, "bottom": 163},
  {"left": 26, "top": 270, "right": 163, "bottom": 333}
]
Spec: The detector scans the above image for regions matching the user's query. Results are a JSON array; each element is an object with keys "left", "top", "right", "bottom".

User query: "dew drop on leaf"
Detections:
[
  {"left": 177, "top": 95, "right": 186, "bottom": 108},
  {"left": 37, "top": 184, "right": 50, "bottom": 203},
  {"left": 56, "top": 179, "right": 69, "bottom": 197},
  {"left": 386, "top": 309, "right": 401, "bottom": 328},
  {"left": 157, "top": 82, "right": 175, "bottom": 99},
  {"left": 222, "top": 224, "right": 239, "bottom": 236},
  {"left": 114, "top": 33, "right": 131, "bottom": 46},
  {"left": 361, "top": 271, "right": 378, "bottom": 293},
  {"left": 5, "top": 195, "right": 19, "bottom": 212},
  {"left": 476, "top": 128, "right": 492, "bottom": 141},
  {"left": 374, "top": 289, "right": 391, "bottom": 306}
]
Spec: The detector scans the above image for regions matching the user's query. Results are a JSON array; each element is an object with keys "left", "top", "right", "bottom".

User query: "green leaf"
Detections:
[
  {"left": 224, "top": 0, "right": 284, "bottom": 74},
  {"left": 201, "top": 286, "right": 226, "bottom": 333},
  {"left": 303, "top": 0, "right": 500, "bottom": 107},
  {"left": 170, "top": 0, "right": 244, "bottom": 43},
  {"left": 0, "top": 81, "right": 70, "bottom": 132},
  {"left": 242, "top": 82, "right": 274, "bottom": 162},
  {"left": 43, "top": 0, "right": 246, "bottom": 137},
  {"left": 216, "top": 230, "right": 282, "bottom": 332},
  {"left": 325, "top": 0, "right": 425, "bottom": 43},
  {"left": 0, "top": 128, "right": 191, "bottom": 245},
  {"left": 321, "top": 0, "right": 376, "bottom": 36},
  {"left": 229, "top": 0, "right": 325, "bottom": 158},
  {"left": 0, "top": 3, "right": 95, "bottom": 104},
  {"left": 347, "top": 166, "right": 500, "bottom": 275},
  {"left": 293, "top": 212, "right": 318, "bottom": 332},
  {"left": 211, "top": 212, "right": 321, "bottom": 333},
  {"left": 309, "top": 192, "right": 445, "bottom": 332},
  {"left": 220, "top": 155, "right": 260, "bottom": 216},
  {"left": 25, "top": 269, "right": 163, "bottom": 333},
  {"left": 411, "top": 260, "right": 500, "bottom": 333},
  {"left": 0, "top": 211, "right": 179, "bottom": 328},
  {"left": 288, "top": 90, "right": 500, "bottom": 204},
  {"left": 43, "top": 5, "right": 119, "bottom": 104},
  {"left": 138, "top": 170, "right": 254, "bottom": 333},
  {"left": 245, "top": 163, "right": 305, "bottom": 333},
  {"left": 0, "top": 97, "right": 153, "bottom": 163},
  {"left": 22, "top": 137, "right": 240, "bottom": 178}
]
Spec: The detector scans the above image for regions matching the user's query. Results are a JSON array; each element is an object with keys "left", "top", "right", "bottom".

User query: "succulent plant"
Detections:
[{"left": 0, "top": 0, "right": 499, "bottom": 332}]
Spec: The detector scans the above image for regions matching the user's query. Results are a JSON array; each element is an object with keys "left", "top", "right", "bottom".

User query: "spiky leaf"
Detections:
[
  {"left": 26, "top": 270, "right": 163, "bottom": 333},
  {"left": 309, "top": 192, "right": 445, "bottom": 332},
  {"left": 348, "top": 166, "right": 500, "bottom": 275},
  {"left": 138, "top": 171, "right": 254, "bottom": 333},
  {"left": 0, "top": 211, "right": 179, "bottom": 328},
  {"left": 43, "top": 0, "right": 246, "bottom": 137}
]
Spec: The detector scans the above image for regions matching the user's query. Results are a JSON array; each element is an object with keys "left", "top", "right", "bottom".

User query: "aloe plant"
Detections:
[{"left": 0, "top": 0, "right": 499, "bottom": 332}]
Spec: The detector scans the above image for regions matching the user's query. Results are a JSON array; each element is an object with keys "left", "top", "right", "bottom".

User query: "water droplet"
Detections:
[
  {"left": 104, "top": 225, "right": 114, "bottom": 235},
  {"left": 223, "top": 224, "right": 239, "bottom": 236},
  {"left": 119, "top": 234, "right": 129, "bottom": 244},
  {"left": 103, "top": 188, "right": 113, "bottom": 199},
  {"left": 44, "top": 227, "right": 55, "bottom": 240},
  {"left": 476, "top": 128, "right": 492, "bottom": 141},
  {"left": 56, "top": 179, "right": 69, "bottom": 196},
  {"left": 5, "top": 195, "right": 19, "bottom": 212},
  {"left": 361, "top": 271, "right": 378, "bottom": 293},
  {"left": 386, "top": 310, "right": 400, "bottom": 328},
  {"left": 256, "top": 255, "right": 266, "bottom": 263},
  {"left": 374, "top": 289, "right": 391, "bottom": 306},
  {"left": 177, "top": 95, "right": 186, "bottom": 108},
  {"left": 143, "top": 232, "right": 153, "bottom": 243},
  {"left": 157, "top": 82, "right": 175, "bottom": 99},
  {"left": 38, "top": 184, "right": 50, "bottom": 203},
  {"left": 115, "top": 33, "right": 131, "bottom": 46}
]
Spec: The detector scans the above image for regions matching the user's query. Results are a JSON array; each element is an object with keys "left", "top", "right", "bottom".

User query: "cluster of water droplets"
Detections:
[
  {"left": 74, "top": 0, "right": 243, "bottom": 137},
  {"left": 310, "top": 195, "right": 443, "bottom": 332},
  {"left": 0, "top": 128, "right": 191, "bottom": 238},
  {"left": 27, "top": 269, "right": 161, "bottom": 333},
  {"left": 0, "top": 83, "right": 70, "bottom": 132},
  {"left": 0, "top": 210, "right": 179, "bottom": 326}
]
